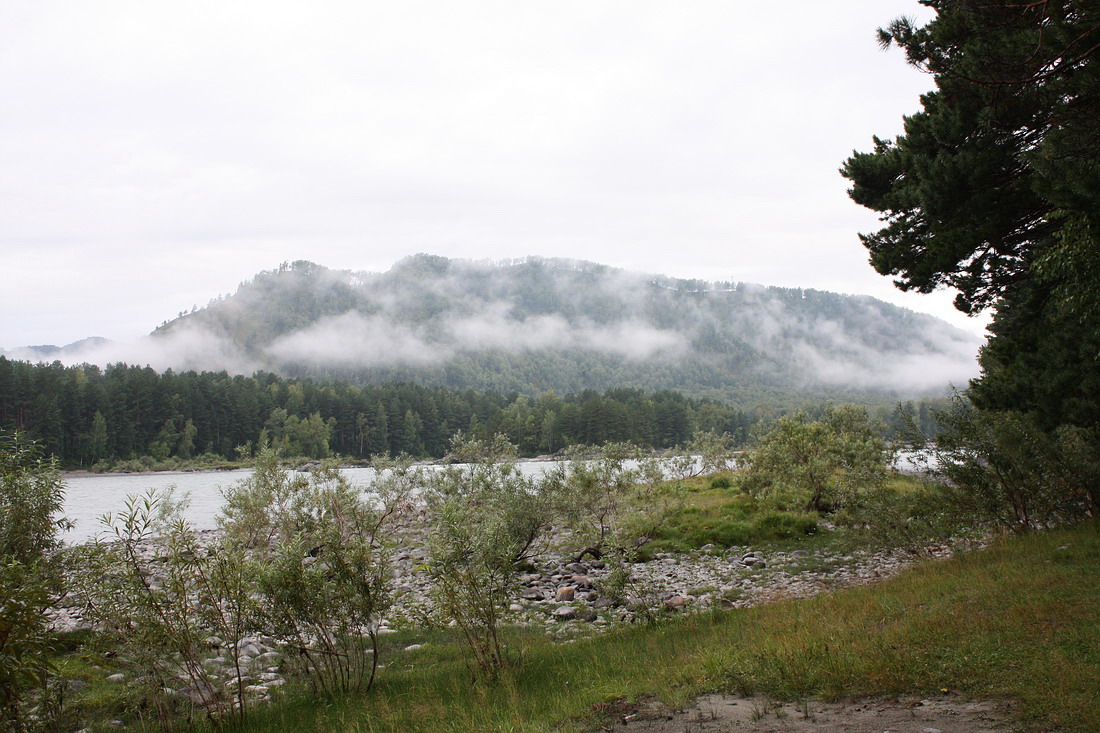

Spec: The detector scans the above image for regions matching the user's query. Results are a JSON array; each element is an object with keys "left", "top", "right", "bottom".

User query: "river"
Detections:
[{"left": 59, "top": 461, "right": 573, "bottom": 545}]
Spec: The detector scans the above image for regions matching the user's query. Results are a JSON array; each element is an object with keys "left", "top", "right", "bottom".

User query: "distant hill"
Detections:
[
  {"left": 126, "top": 255, "right": 979, "bottom": 402},
  {"left": 4, "top": 256, "right": 979, "bottom": 402}
]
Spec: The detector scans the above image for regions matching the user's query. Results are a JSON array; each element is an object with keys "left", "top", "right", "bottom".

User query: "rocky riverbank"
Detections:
[{"left": 49, "top": 520, "right": 965, "bottom": 713}]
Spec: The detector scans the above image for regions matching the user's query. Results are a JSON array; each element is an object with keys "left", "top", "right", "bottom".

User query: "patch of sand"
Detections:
[{"left": 595, "top": 694, "right": 1017, "bottom": 733}]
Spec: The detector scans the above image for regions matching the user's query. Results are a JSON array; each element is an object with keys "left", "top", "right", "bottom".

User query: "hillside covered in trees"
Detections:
[
  {"left": 0, "top": 358, "right": 743, "bottom": 466},
  {"left": 0, "top": 358, "right": 944, "bottom": 467},
  {"left": 6, "top": 257, "right": 979, "bottom": 403}
]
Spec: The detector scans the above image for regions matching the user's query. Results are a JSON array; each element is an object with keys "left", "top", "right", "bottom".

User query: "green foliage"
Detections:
[
  {"left": 245, "top": 457, "right": 409, "bottom": 696},
  {"left": 0, "top": 433, "right": 70, "bottom": 731},
  {"left": 738, "top": 406, "right": 891, "bottom": 512},
  {"left": 549, "top": 443, "right": 684, "bottom": 564},
  {"left": 0, "top": 357, "right": 765, "bottom": 466},
  {"left": 220, "top": 524, "right": 1100, "bottom": 733},
  {"left": 423, "top": 434, "right": 556, "bottom": 675},
  {"left": 546, "top": 445, "right": 684, "bottom": 614},
  {"left": 842, "top": 0, "right": 1100, "bottom": 484},
  {"left": 77, "top": 490, "right": 255, "bottom": 729},
  {"left": 842, "top": 1, "right": 1100, "bottom": 313},
  {"left": 909, "top": 397, "right": 1100, "bottom": 532},
  {"left": 75, "top": 454, "right": 409, "bottom": 727},
  {"left": 836, "top": 476, "right": 961, "bottom": 556},
  {"left": 666, "top": 430, "right": 739, "bottom": 479},
  {"left": 219, "top": 450, "right": 313, "bottom": 548}
]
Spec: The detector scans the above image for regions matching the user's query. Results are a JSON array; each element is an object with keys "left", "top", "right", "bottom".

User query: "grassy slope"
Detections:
[{"left": 233, "top": 521, "right": 1100, "bottom": 733}]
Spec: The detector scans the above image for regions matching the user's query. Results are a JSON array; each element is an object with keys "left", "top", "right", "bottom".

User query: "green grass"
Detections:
[
  {"left": 223, "top": 522, "right": 1100, "bottom": 733},
  {"left": 638, "top": 478, "right": 821, "bottom": 559}
]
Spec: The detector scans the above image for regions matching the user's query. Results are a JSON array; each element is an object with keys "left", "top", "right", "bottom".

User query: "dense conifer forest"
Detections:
[{"left": 0, "top": 357, "right": 944, "bottom": 467}]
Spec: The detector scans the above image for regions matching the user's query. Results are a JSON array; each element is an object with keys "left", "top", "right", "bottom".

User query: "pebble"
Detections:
[{"left": 61, "top": 514, "right": 967, "bottom": 726}]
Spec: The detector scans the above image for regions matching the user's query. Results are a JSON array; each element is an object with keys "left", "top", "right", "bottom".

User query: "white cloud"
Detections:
[{"left": 0, "top": 0, "right": 966, "bottom": 350}]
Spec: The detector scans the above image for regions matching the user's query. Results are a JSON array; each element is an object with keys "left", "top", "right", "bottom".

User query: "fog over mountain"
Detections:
[{"left": 4, "top": 256, "right": 980, "bottom": 400}]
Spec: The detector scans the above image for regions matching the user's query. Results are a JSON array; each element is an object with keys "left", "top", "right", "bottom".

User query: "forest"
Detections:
[{"left": 0, "top": 356, "right": 942, "bottom": 467}]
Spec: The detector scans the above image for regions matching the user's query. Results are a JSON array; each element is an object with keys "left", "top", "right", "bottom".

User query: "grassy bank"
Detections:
[{"left": 226, "top": 521, "right": 1099, "bottom": 733}]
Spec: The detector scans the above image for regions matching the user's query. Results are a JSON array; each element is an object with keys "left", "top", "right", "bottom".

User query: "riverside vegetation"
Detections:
[
  {"left": 3, "top": 397, "right": 1098, "bottom": 732},
  {"left": 7, "top": 2, "right": 1099, "bottom": 729}
]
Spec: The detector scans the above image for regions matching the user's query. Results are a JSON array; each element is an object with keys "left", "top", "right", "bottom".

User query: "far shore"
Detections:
[{"left": 60, "top": 453, "right": 575, "bottom": 480}]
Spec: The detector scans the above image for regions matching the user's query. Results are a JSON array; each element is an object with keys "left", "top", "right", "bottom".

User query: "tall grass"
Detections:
[{"left": 230, "top": 521, "right": 1099, "bottom": 733}]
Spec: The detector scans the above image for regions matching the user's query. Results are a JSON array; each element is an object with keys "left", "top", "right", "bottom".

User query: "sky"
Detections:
[{"left": 0, "top": 0, "right": 989, "bottom": 350}]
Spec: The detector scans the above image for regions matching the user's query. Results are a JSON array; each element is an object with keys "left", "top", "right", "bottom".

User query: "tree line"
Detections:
[{"left": 0, "top": 357, "right": 773, "bottom": 466}]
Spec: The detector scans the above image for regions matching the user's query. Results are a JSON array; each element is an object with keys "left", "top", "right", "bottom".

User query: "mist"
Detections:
[{"left": 2, "top": 256, "right": 982, "bottom": 397}]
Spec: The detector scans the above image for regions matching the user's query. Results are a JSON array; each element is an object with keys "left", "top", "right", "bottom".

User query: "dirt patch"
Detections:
[{"left": 596, "top": 694, "right": 1017, "bottom": 732}]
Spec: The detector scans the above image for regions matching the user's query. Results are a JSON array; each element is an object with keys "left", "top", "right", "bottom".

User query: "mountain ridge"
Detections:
[{"left": 4, "top": 255, "right": 980, "bottom": 401}]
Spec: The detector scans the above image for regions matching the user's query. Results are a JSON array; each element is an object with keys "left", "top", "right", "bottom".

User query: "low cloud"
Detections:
[
  {"left": 4, "top": 322, "right": 262, "bottom": 374},
  {"left": 3, "top": 258, "right": 981, "bottom": 397},
  {"left": 264, "top": 304, "right": 686, "bottom": 367},
  {"left": 266, "top": 312, "right": 442, "bottom": 367},
  {"left": 734, "top": 293, "right": 981, "bottom": 393}
]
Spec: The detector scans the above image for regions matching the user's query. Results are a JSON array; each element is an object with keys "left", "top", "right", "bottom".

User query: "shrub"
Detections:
[
  {"left": 836, "top": 479, "right": 961, "bottom": 555},
  {"left": 228, "top": 452, "right": 411, "bottom": 695},
  {"left": 424, "top": 434, "right": 556, "bottom": 675},
  {"left": 910, "top": 398, "right": 1100, "bottom": 532},
  {"left": 739, "top": 406, "right": 891, "bottom": 512},
  {"left": 709, "top": 474, "right": 734, "bottom": 490},
  {"left": 78, "top": 490, "right": 254, "bottom": 729},
  {"left": 0, "top": 433, "right": 71, "bottom": 731},
  {"left": 77, "top": 451, "right": 410, "bottom": 728}
]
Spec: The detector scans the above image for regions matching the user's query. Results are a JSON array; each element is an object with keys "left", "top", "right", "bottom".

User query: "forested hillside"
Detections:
[
  {"left": 0, "top": 358, "right": 745, "bottom": 465},
  {"left": 7, "top": 257, "right": 979, "bottom": 402},
  {"left": 0, "top": 357, "right": 945, "bottom": 467}
]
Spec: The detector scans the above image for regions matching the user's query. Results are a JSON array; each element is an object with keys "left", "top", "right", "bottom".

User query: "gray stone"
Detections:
[
  {"left": 552, "top": 606, "right": 577, "bottom": 620},
  {"left": 181, "top": 681, "right": 217, "bottom": 705},
  {"left": 240, "top": 643, "right": 263, "bottom": 657},
  {"left": 664, "top": 596, "right": 688, "bottom": 610},
  {"left": 106, "top": 673, "right": 126, "bottom": 682}
]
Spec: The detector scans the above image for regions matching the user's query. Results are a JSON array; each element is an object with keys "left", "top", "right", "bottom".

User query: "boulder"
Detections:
[
  {"left": 552, "top": 606, "right": 577, "bottom": 621},
  {"left": 664, "top": 596, "right": 688, "bottom": 611}
]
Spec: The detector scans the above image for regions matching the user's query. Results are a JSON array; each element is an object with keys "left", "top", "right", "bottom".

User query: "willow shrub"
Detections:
[{"left": 0, "top": 433, "right": 71, "bottom": 731}]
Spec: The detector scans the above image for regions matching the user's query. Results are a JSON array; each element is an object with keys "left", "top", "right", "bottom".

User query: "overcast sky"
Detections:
[{"left": 0, "top": 0, "right": 987, "bottom": 350}]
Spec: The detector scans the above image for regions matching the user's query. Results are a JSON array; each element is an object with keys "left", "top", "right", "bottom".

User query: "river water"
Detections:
[
  {"left": 60, "top": 451, "right": 923, "bottom": 544},
  {"left": 59, "top": 462, "right": 569, "bottom": 545}
]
